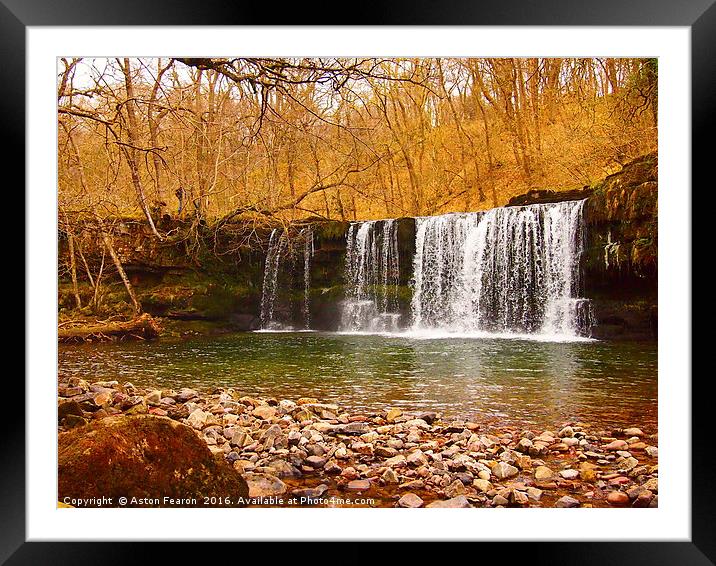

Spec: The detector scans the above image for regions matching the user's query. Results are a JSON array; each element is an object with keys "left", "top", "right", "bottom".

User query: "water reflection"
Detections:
[{"left": 58, "top": 332, "right": 657, "bottom": 431}]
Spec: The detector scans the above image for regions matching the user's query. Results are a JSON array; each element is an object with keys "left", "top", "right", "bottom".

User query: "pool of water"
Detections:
[{"left": 58, "top": 332, "right": 658, "bottom": 431}]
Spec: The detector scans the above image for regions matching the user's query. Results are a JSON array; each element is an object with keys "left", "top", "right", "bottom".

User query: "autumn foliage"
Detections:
[{"left": 58, "top": 57, "right": 657, "bottom": 226}]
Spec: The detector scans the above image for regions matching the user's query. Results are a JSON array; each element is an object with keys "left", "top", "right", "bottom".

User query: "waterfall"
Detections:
[
  {"left": 302, "top": 228, "right": 314, "bottom": 329},
  {"left": 259, "top": 229, "right": 287, "bottom": 329},
  {"left": 340, "top": 219, "right": 401, "bottom": 332},
  {"left": 410, "top": 200, "right": 594, "bottom": 337}
]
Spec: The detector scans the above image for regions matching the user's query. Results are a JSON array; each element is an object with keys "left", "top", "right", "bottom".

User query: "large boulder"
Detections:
[{"left": 58, "top": 415, "right": 248, "bottom": 507}]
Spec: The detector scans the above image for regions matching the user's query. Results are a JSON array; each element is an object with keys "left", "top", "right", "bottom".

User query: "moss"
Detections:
[
  {"left": 58, "top": 415, "right": 249, "bottom": 507},
  {"left": 316, "top": 220, "right": 350, "bottom": 242}
]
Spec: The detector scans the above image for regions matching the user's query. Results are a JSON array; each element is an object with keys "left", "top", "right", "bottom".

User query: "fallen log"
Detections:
[{"left": 58, "top": 313, "right": 161, "bottom": 343}]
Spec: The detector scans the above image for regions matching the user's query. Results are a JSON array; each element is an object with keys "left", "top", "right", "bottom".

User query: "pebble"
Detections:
[
  {"left": 426, "top": 496, "right": 471, "bottom": 508},
  {"left": 607, "top": 491, "right": 630, "bottom": 506},
  {"left": 492, "top": 462, "right": 519, "bottom": 480},
  {"left": 397, "top": 492, "right": 424, "bottom": 508},
  {"left": 623, "top": 428, "right": 644, "bottom": 437},
  {"left": 245, "top": 473, "right": 287, "bottom": 497},
  {"left": 604, "top": 440, "right": 629, "bottom": 451},
  {"left": 252, "top": 406, "right": 277, "bottom": 420},
  {"left": 346, "top": 479, "right": 371, "bottom": 491},
  {"left": 554, "top": 496, "right": 580, "bottom": 508},
  {"left": 59, "top": 380, "right": 657, "bottom": 509},
  {"left": 534, "top": 466, "right": 554, "bottom": 481}
]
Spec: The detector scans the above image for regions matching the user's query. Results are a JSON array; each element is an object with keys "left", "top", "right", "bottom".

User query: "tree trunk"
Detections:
[
  {"left": 97, "top": 217, "right": 142, "bottom": 316},
  {"left": 66, "top": 230, "right": 82, "bottom": 309},
  {"left": 120, "top": 58, "right": 164, "bottom": 240},
  {"left": 58, "top": 313, "right": 160, "bottom": 343}
]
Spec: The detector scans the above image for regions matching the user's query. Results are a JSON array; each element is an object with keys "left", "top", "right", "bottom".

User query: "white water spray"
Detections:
[
  {"left": 259, "top": 229, "right": 287, "bottom": 329},
  {"left": 410, "top": 200, "right": 594, "bottom": 337},
  {"left": 340, "top": 219, "right": 401, "bottom": 332}
]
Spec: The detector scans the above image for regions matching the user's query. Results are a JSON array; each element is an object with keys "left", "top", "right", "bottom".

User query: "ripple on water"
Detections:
[{"left": 58, "top": 332, "right": 657, "bottom": 430}]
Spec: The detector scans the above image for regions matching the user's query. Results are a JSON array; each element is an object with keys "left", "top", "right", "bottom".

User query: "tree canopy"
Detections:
[{"left": 58, "top": 57, "right": 657, "bottom": 229}]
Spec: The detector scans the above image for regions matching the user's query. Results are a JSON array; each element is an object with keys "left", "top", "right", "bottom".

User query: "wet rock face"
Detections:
[
  {"left": 58, "top": 415, "right": 249, "bottom": 507},
  {"left": 583, "top": 153, "right": 658, "bottom": 340}
]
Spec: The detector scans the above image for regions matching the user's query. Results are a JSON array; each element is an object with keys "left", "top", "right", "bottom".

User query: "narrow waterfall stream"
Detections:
[
  {"left": 340, "top": 219, "right": 401, "bottom": 332},
  {"left": 302, "top": 228, "right": 314, "bottom": 329},
  {"left": 259, "top": 229, "right": 287, "bottom": 330},
  {"left": 410, "top": 199, "right": 594, "bottom": 337},
  {"left": 259, "top": 228, "right": 315, "bottom": 331}
]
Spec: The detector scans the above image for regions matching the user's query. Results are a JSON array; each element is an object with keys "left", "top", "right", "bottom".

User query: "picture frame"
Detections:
[{"left": 11, "top": 0, "right": 705, "bottom": 559}]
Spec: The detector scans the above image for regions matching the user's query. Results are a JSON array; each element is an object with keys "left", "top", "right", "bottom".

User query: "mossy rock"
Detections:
[
  {"left": 316, "top": 220, "right": 350, "bottom": 242},
  {"left": 58, "top": 415, "right": 248, "bottom": 507}
]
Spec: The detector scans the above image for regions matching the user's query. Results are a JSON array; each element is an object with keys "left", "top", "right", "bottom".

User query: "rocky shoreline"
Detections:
[{"left": 58, "top": 378, "right": 658, "bottom": 508}]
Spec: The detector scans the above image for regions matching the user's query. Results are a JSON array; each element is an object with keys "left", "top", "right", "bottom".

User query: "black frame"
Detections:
[{"left": 10, "top": 0, "right": 704, "bottom": 561}]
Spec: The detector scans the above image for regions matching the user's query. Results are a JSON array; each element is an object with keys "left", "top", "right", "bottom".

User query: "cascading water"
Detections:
[
  {"left": 258, "top": 227, "right": 315, "bottom": 331},
  {"left": 410, "top": 199, "right": 594, "bottom": 338},
  {"left": 340, "top": 219, "right": 401, "bottom": 332},
  {"left": 259, "top": 229, "right": 287, "bottom": 329},
  {"left": 302, "top": 228, "right": 314, "bottom": 329}
]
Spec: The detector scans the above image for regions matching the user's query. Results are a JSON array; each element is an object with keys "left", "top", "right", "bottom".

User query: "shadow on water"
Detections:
[{"left": 58, "top": 332, "right": 657, "bottom": 431}]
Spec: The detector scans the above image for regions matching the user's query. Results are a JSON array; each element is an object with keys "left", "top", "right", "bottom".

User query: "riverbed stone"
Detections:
[
  {"left": 473, "top": 478, "right": 493, "bottom": 492},
  {"left": 517, "top": 438, "right": 533, "bottom": 453},
  {"left": 444, "top": 479, "right": 467, "bottom": 498},
  {"left": 58, "top": 415, "right": 248, "bottom": 506},
  {"left": 607, "top": 491, "right": 630, "bottom": 506},
  {"left": 245, "top": 473, "right": 287, "bottom": 498},
  {"left": 144, "top": 390, "right": 162, "bottom": 406},
  {"left": 375, "top": 446, "right": 398, "bottom": 458},
  {"left": 305, "top": 455, "right": 327, "bottom": 469},
  {"left": 252, "top": 406, "right": 277, "bottom": 420},
  {"left": 619, "top": 456, "right": 639, "bottom": 472},
  {"left": 291, "top": 484, "right": 328, "bottom": 499},
  {"left": 386, "top": 408, "right": 402, "bottom": 422},
  {"left": 554, "top": 495, "right": 580, "bottom": 508},
  {"left": 332, "top": 422, "right": 370, "bottom": 435},
  {"left": 559, "top": 426, "right": 575, "bottom": 438},
  {"left": 407, "top": 450, "right": 429, "bottom": 467},
  {"left": 381, "top": 468, "right": 400, "bottom": 484},
  {"left": 510, "top": 489, "right": 529, "bottom": 506},
  {"left": 559, "top": 468, "right": 580, "bottom": 480},
  {"left": 427, "top": 496, "right": 471, "bottom": 508},
  {"left": 346, "top": 479, "right": 371, "bottom": 491},
  {"left": 174, "top": 388, "right": 199, "bottom": 402},
  {"left": 398, "top": 492, "right": 424, "bottom": 508},
  {"left": 526, "top": 487, "right": 543, "bottom": 502},
  {"left": 534, "top": 466, "right": 554, "bottom": 481},
  {"left": 624, "top": 427, "right": 644, "bottom": 437},
  {"left": 187, "top": 408, "right": 209, "bottom": 429},
  {"left": 58, "top": 400, "right": 84, "bottom": 422},
  {"left": 492, "top": 462, "right": 519, "bottom": 480},
  {"left": 492, "top": 494, "right": 509, "bottom": 506},
  {"left": 633, "top": 489, "right": 654, "bottom": 508},
  {"left": 324, "top": 460, "right": 342, "bottom": 474},
  {"left": 604, "top": 439, "right": 629, "bottom": 451},
  {"left": 385, "top": 455, "right": 407, "bottom": 469}
]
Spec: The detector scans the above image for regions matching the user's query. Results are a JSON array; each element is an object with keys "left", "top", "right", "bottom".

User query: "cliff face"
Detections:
[
  {"left": 59, "top": 154, "right": 658, "bottom": 340},
  {"left": 583, "top": 153, "right": 657, "bottom": 339}
]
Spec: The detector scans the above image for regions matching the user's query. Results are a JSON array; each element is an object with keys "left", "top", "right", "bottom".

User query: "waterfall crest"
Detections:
[
  {"left": 410, "top": 199, "right": 594, "bottom": 337},
  {"left": 340, "top": 219, "right": 401, "bottom": 332}
]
